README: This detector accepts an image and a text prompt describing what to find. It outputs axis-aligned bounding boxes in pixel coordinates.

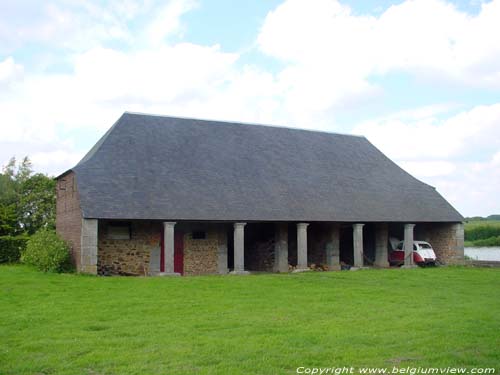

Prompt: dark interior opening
[244,223,275,271]
[339,224,354,265]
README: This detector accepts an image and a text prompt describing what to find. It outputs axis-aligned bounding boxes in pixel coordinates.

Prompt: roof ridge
[123,111,366,139]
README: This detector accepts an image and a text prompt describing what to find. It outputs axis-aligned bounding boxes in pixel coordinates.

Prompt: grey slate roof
[66,112,463,222]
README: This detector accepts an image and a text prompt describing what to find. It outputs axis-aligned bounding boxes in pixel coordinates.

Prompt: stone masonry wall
[56,171,83,270]
[98,221,221,276]
[182,224,219,276]
[98,221,162,276]
[421,223,464,265]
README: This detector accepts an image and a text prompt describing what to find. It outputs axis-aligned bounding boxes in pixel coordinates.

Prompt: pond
[464,247,500,261]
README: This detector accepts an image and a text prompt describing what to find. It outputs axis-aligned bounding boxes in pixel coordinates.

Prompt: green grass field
[464,220,500,247]
[1,266,499,374]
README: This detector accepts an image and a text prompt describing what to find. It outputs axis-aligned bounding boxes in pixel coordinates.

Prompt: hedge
[0,235,29,263]
[464,224,500,241]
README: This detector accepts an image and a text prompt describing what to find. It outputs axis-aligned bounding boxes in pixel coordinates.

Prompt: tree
[0,157,55,236]
[18,173,56,234]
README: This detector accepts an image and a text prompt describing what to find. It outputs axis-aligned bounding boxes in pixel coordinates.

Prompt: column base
[401,264,417,269]
[229,270,250,275]
[158,272,181,276]
[328,265,341,271]
[292,268,311,273]
[218,268,229,275]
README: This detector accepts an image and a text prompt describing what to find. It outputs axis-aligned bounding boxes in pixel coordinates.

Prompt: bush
[0,235,29,263]
[21,229,72,272]
[465,236,500,247]
[464,223,500,241]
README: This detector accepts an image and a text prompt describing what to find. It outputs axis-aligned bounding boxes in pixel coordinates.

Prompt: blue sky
[1,0,500,216]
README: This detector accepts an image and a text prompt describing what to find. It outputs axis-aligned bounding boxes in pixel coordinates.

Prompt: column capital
[297,222,309,229]
[163,222,176,228]
[353,223,365,229]
[234,222,247,229]
[404,223,416,229]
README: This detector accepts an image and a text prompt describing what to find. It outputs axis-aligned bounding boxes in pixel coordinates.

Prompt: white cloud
[145,0,198,45]
[353,103,500,161]
[257,0,500,109]
[0,1,135,53]
[352,103,500,216]
[0,57,23,90]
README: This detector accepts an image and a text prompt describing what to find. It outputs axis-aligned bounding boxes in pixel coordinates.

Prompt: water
[464,247,500,261]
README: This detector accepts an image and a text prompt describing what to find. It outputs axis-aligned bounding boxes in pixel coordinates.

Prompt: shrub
[464,222,500,241]
[0,235,29,263]
[465,236,500,247]
[21,229,72,272]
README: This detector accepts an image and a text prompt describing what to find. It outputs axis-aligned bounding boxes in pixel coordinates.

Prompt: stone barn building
[56,112,464,276]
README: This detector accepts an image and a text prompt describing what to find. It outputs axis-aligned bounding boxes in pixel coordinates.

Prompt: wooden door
[160,230,184,275]
[174,231,184,275]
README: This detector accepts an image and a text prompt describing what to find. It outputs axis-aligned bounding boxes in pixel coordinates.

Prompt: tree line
[0,157,56,262]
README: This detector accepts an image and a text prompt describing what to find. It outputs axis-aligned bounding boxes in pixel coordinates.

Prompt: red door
[174,231,184,275]
[160,230,184,275]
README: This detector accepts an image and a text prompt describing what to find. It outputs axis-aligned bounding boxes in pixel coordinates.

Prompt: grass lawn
[1,266,499,374]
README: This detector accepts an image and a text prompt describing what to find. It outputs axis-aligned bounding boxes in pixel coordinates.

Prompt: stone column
[217,227,228,274]
[231,223,249,274]
[325,223,340,271]
[452,223,465,265]
[274,223,289,273]
[161,222,179,276]
[352,223,364,268]
[374,223,389,267]
[296,223,309,270]
[403,223,416,268]
[81,219,98,274]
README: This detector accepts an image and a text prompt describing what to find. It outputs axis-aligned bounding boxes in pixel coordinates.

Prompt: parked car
[388,240,437,266]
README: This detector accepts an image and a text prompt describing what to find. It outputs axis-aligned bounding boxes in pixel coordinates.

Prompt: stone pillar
[80,219,98,274]
[296,223,309,270]
[325,223,340,271]
[231,223,249,274]
[274,223,289,273]
[451,223,465,265]
[374,223,389,267]
[217,227,229,274]
[161,222,179,276]
[352,223,364,268]
[403,223,416,268]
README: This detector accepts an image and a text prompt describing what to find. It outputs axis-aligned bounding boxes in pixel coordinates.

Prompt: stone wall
[97,221,222,276]
[98,221,161,275]
[55,171,83,270]
[424,223,464,265]
[182,224,219,276]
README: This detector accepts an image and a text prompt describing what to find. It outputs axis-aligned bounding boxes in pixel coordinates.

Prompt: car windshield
[419,243,432,249]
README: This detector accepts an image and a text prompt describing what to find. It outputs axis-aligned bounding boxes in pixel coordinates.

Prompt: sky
[1,0,499,217]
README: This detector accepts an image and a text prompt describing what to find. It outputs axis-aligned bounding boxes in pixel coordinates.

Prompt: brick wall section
[56,171,83,270]
[98,221,161,275]
[422,223,464,265]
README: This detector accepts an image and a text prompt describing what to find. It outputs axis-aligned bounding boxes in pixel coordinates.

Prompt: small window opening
[107,222,131,240]
[192,231,206,240]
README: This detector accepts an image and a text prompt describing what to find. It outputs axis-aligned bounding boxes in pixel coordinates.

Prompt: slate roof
[63,112,463,222]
